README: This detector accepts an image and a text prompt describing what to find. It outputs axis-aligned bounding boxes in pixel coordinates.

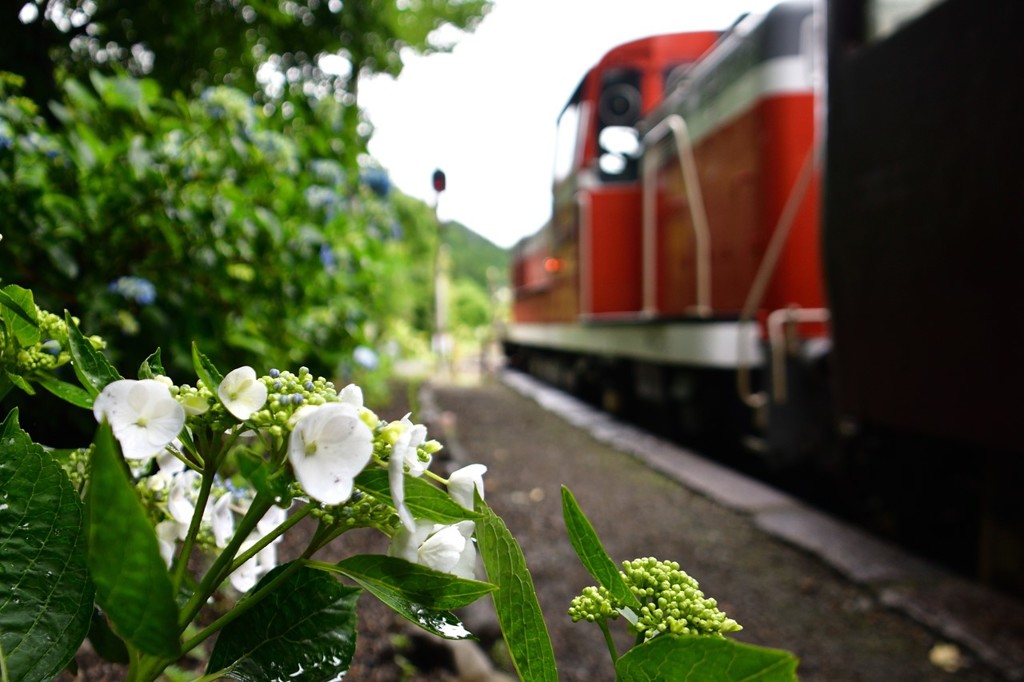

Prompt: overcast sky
[358,0,779,248]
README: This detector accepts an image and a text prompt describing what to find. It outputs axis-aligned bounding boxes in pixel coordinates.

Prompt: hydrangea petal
[448,464,487,510]
[339,383,363,408]
[93,379,185,460]
[388,423,428,531]
[417,525,466,574]
[209,493,234,548]
[288,403,373,505]
[218,366,268,421]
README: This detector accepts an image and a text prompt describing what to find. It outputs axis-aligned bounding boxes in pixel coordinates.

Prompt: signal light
[544,257,561,273]
[432,169,446,193]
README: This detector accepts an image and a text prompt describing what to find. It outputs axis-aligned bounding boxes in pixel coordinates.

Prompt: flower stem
[172,470,215,592]
[599,619,619,664]
[178,492,274,629]
[180,554,305,652]
[227,502,313,574]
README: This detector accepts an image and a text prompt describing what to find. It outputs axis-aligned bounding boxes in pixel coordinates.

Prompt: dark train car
[823,0,1024,591]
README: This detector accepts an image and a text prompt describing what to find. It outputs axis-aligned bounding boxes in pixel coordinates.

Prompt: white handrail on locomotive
[735,144,822,411]
[641,114,713,318]
[767,305,830,404]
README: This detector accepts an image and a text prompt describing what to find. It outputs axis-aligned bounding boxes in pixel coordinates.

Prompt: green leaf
[334,553,494,609]
[138,349,166,380]
[86,606,129,664]
[64,311,121,397]
[5,370,35,395]
[615,634,800,681]
[206,564,360,680]
[354,468,480,525]
[323,555,483,640]
[475,496,557,682]
[561,486,642,613]
[191,342,224,392]
[85,422,179,658]
[32,372,94,409]
[0,409,94,681]
[0,284,39,346]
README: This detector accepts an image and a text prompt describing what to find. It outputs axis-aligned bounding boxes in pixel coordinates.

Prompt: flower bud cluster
[310,489,398,531]
[247,367,343,436]
[569,557,741,641]
[170,381,216,417]
[624,557,741,641]
[374,418,441,469]
[8,309,71,373]
[58,446,92,490]
[568,585,618,623]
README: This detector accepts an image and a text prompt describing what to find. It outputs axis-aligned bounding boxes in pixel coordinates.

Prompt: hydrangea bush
[0,283,798,680]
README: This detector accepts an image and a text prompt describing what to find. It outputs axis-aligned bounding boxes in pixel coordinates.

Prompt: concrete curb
[497,369,1024,681]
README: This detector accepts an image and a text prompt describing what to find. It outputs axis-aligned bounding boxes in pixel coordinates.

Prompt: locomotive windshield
[553,83,584,183]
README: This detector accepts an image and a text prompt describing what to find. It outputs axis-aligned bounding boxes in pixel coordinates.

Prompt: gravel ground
[419,374,1009,682]
[60,374,1012,680]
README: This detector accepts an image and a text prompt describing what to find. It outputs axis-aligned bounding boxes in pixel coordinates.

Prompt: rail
[641,114,712,317]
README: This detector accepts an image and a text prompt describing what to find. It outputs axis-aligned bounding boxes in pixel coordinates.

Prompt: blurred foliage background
[0,0,509,444]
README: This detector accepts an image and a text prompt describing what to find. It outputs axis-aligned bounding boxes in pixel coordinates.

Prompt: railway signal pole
[431,169,452,377]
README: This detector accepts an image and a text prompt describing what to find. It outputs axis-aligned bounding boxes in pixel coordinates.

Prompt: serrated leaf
[323,556,479,640]
[64,311,121,397]
[615,634,799,681]
[191,342,224,392]
[32,372,94,409]
[0,409,94,682]
[138,349,165,380]
[475,496,557,682]
[354,468,480,525]
[562,486,642,612]
[333,554,494,611]
[206,564,359,681]
[85,423,179,658]
[0,284,40,346]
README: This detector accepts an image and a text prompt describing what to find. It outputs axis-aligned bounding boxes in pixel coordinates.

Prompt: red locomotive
[504,0,1024,594]
[507,1,825,459]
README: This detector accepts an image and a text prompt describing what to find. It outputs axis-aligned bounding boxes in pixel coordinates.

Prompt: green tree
[3,0,491,108]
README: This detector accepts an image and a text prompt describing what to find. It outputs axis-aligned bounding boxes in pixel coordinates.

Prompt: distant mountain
[440,220,509,289]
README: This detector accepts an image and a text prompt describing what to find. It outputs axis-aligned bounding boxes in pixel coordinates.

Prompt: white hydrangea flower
[156,519,185,568]
[447,464,487,511]
[388,422,428,531]
[208,493,234,548]
[156,444,187,475]
[166,469,200,525]
[218,366,268,421]
[228,503,287,593]
[93,379,185,460]
[390,520,477,579]
[339,383,363,408]
[288,403,373,505]
[229,532,264,589]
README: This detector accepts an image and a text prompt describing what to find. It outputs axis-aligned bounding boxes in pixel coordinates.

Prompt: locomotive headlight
[598,83,641,126]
